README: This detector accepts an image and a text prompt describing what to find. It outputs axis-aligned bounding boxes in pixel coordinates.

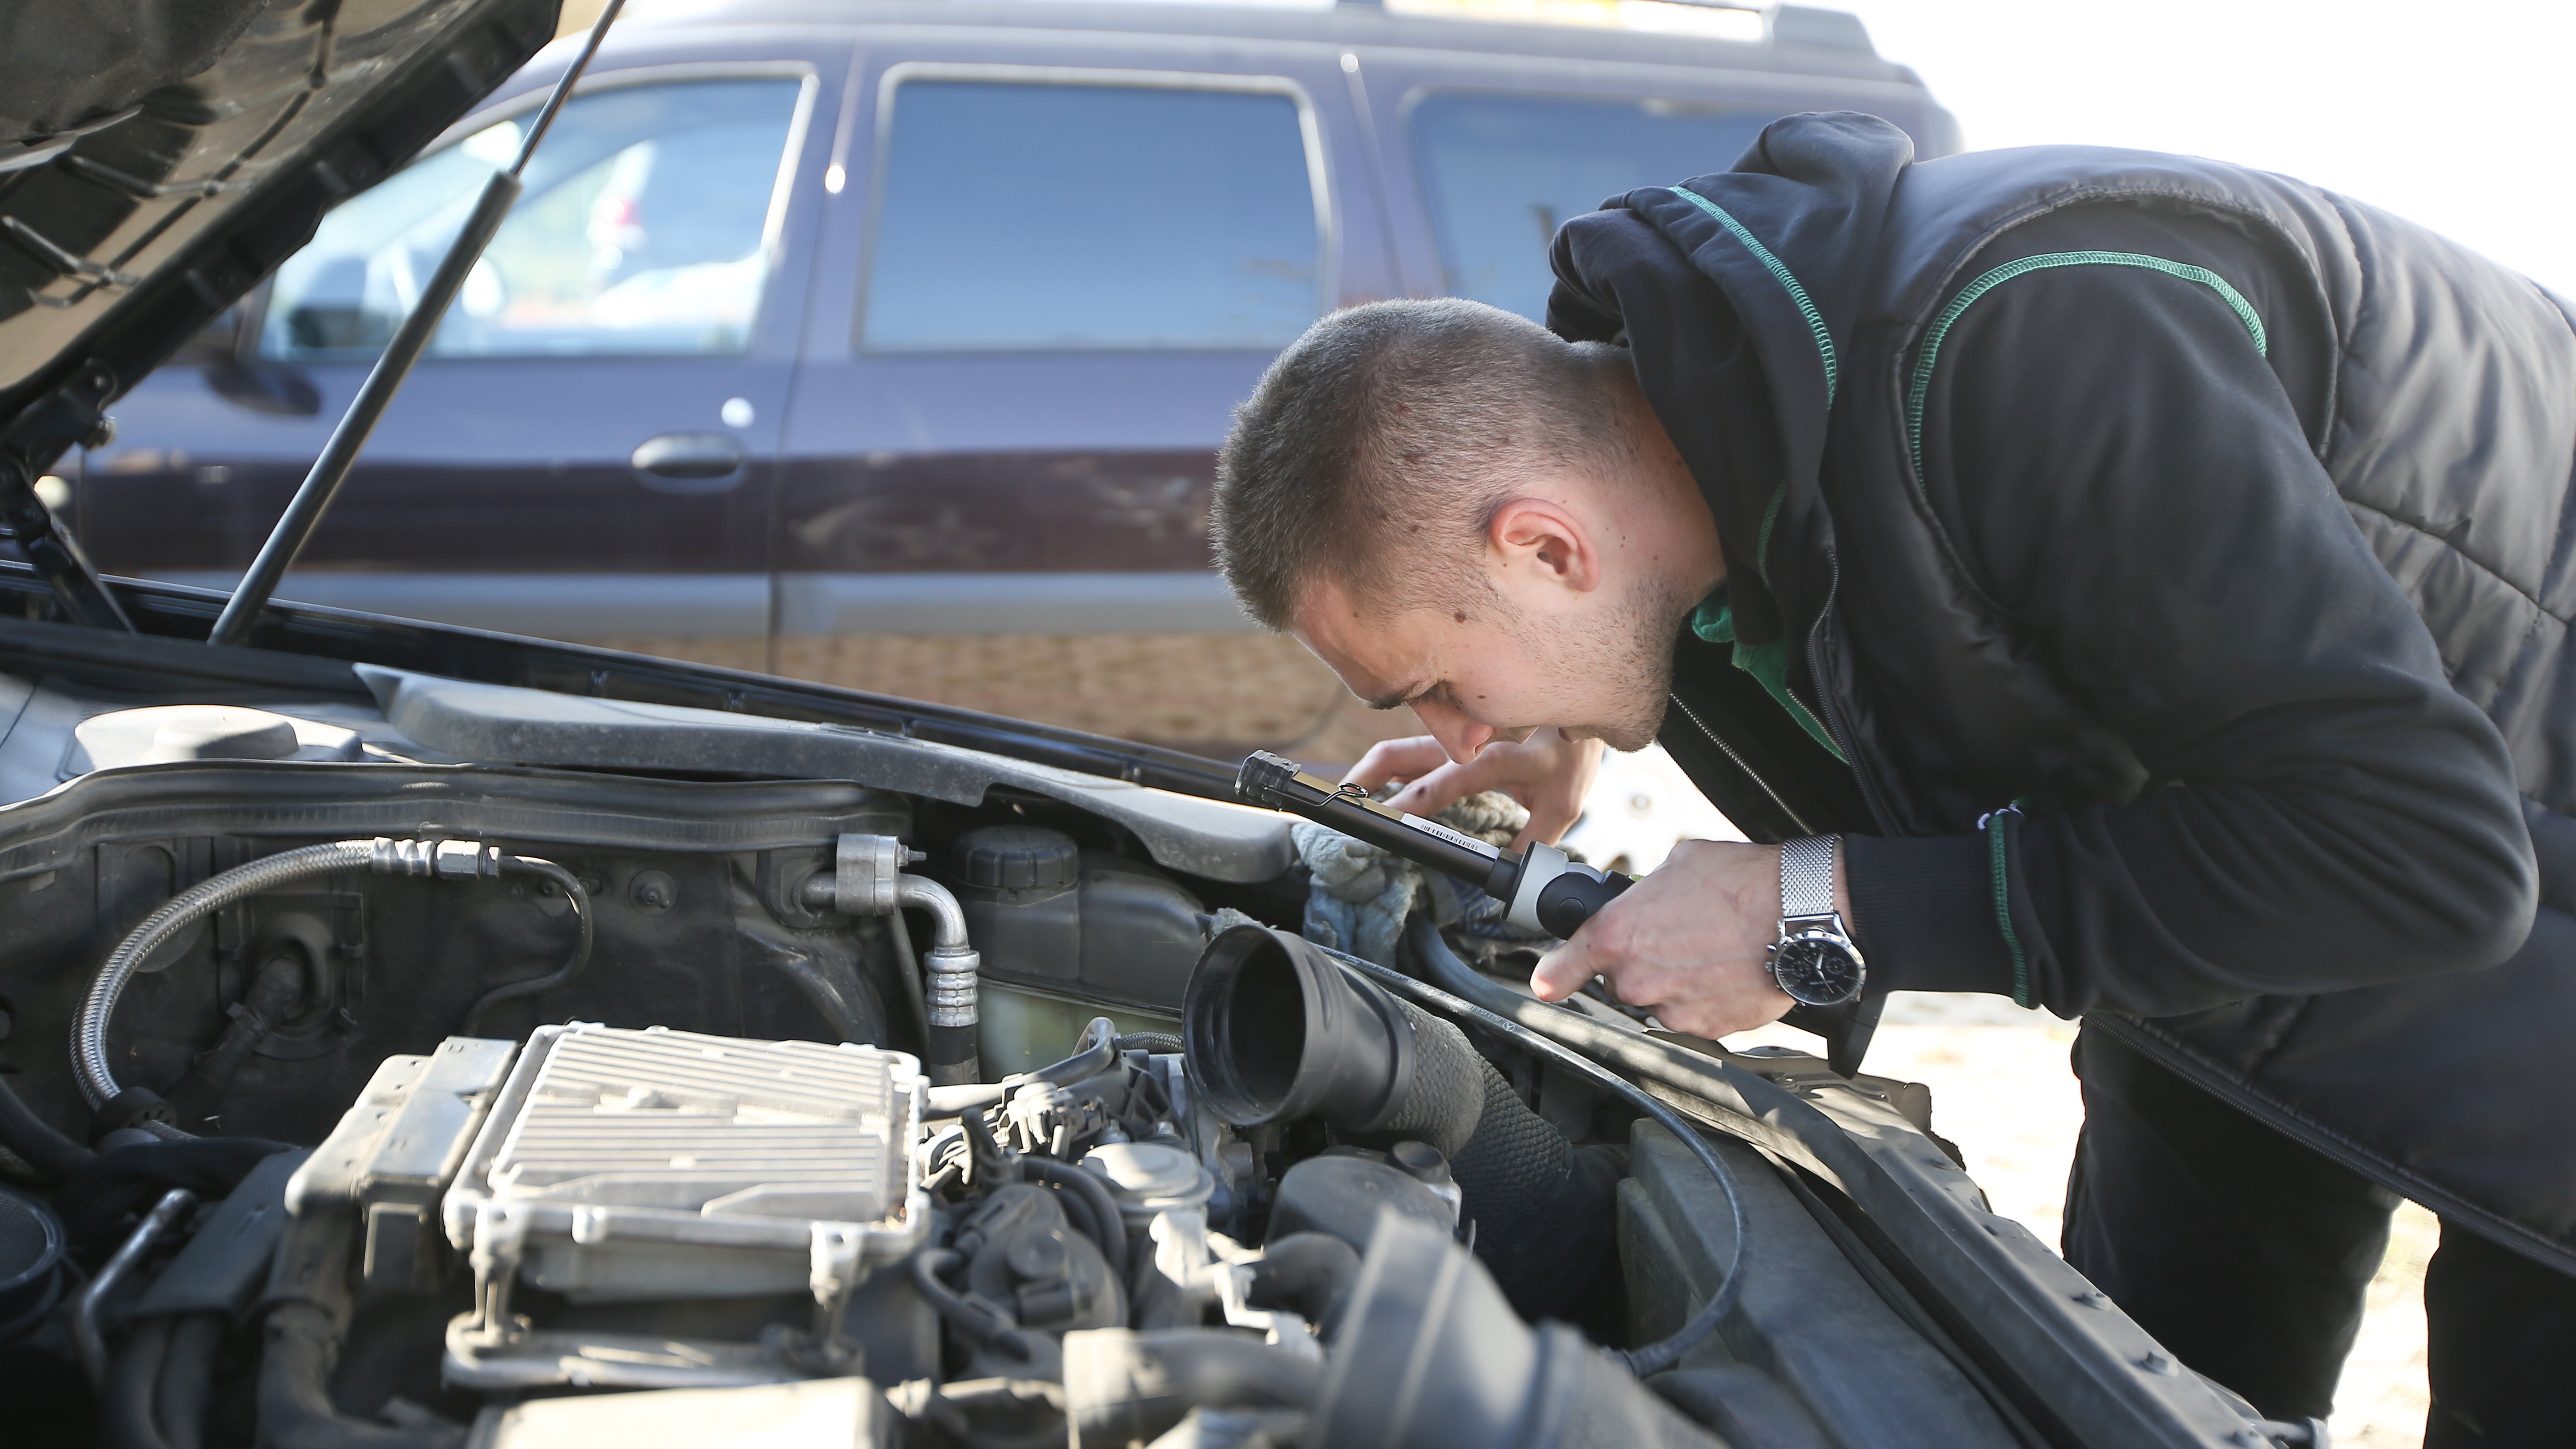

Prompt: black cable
[1023,1157,1129,1283]
[877,914,931,1050]
[1033,1018,1119,1088]
[168,951,305,1125]
[908,1248,1030,1354]
[958,1105,1014,1190]
[924,1020,1125,1118]
[763,952,869,1043]
[457,857,594,1038]
[1040,1166,1110,1257]
[948,1102,1132,1285]
[0,1069,93,1181]
[1392,919,1746,1377]
[154,1313,223,1449]
[1112,1031,1184,1055]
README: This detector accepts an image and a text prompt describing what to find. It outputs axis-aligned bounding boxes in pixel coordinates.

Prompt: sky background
[1833,0,2576,297]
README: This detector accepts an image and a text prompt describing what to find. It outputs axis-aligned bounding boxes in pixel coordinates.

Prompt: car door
[77,42,833,665]
[772,30,1408,759]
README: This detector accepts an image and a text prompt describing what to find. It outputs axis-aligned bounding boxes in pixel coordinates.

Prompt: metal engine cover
[443,1024,928,1303]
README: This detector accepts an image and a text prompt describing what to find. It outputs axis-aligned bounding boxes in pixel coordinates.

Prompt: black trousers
[2062,1025,2576,1447]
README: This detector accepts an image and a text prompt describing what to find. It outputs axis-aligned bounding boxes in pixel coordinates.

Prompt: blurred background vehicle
[60,0,1954,763]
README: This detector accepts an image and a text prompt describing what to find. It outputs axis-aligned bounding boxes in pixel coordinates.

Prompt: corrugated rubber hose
[1396,918,1747,1378]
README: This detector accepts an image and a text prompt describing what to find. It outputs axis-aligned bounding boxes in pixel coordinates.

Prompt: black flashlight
[1236,750,1634,939]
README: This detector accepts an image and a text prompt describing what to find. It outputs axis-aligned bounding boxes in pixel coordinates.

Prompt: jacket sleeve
[1878,250,2537,1018]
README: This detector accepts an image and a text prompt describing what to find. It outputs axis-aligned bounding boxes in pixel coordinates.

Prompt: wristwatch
[1768,835,1866,1006]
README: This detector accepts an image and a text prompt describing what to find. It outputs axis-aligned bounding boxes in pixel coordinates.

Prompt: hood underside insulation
[0,0,556,455]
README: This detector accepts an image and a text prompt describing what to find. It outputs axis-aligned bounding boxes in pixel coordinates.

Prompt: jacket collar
[1555,113,1914,640]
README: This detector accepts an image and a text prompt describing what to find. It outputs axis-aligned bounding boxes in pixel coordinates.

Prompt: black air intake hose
[1182,925,1619,1320]
[1313,1211,1730,1449]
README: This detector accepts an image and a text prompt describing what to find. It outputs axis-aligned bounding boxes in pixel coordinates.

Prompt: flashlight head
[1237,750,1302,810]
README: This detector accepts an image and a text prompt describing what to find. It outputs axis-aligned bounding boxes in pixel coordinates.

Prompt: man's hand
[1529,839,1850,1039]
[1341,729,1605,850]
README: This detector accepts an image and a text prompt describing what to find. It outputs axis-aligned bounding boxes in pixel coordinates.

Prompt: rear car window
[1411,93,1778,320]
[259,76,805,360]
[861,78,1322,350]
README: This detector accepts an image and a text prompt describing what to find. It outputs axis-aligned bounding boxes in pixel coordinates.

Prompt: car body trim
[134,569,1257,638]
[138,570,776,637]
[773,569,1254,635]
[352,663,1294,880]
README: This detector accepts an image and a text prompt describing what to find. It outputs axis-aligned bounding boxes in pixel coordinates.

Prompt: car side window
[258,76,805,361]
[1410,93,1777,321]
[860,78,1322,350]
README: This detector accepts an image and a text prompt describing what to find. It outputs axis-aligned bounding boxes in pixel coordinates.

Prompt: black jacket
[1548,114,2576,1270]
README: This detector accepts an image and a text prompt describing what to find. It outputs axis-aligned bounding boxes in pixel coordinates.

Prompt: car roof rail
[1771,4,1875,52]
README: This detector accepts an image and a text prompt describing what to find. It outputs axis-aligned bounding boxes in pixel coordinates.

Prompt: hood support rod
[207,0,628,649]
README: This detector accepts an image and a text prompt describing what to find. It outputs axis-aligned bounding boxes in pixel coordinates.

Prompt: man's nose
[1414,703,1493,764]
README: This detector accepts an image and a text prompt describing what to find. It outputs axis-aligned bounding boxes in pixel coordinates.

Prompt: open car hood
[0,0,557,475]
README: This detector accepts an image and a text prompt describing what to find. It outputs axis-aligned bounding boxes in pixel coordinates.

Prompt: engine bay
[0,652,2271,1449]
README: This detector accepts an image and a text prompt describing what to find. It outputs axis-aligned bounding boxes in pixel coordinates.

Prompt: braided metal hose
[73,838,587,1111]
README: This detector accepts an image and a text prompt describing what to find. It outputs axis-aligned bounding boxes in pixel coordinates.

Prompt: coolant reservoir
[953,825,1083,980]
[955,825,1208,1076]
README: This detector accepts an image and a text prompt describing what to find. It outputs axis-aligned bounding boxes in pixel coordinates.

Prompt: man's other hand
[1341,728,1605,850]
[1530,839,1837,1039]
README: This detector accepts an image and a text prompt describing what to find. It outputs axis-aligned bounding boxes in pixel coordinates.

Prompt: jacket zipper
[1799,549,1896,833]
[1669,692,1815,837]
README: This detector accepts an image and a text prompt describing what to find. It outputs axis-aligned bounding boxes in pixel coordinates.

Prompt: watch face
[1771,932,1864,1006]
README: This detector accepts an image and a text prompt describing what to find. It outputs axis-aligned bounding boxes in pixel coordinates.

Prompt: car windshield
[1411,92,1779,320]
[258,77,805,360]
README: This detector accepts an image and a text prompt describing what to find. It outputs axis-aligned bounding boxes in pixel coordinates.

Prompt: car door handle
[630,432,747,493]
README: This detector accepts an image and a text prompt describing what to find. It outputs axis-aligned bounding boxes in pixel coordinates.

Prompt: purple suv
[69,0,1954,761]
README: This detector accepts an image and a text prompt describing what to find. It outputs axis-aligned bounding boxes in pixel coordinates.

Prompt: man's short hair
[1212,298,1634,631]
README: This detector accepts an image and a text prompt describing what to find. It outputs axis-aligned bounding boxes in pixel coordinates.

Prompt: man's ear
[1487,496,1602,595]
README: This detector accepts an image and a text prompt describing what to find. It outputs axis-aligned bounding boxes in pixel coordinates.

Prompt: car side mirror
[204,357,321,417]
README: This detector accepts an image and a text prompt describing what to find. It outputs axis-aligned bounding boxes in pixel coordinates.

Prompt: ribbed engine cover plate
[442,1024,928,1304]
[490,1026,904,1221]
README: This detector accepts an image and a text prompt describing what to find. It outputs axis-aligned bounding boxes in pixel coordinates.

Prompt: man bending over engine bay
[1210,113,2576,1445]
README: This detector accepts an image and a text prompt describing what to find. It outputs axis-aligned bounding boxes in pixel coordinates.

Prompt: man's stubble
[1525,568,1695,754]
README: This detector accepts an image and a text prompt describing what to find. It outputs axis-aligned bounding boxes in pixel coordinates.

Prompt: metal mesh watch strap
[1780,835,1838,920]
